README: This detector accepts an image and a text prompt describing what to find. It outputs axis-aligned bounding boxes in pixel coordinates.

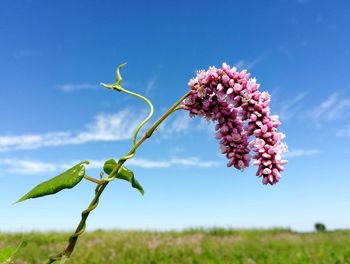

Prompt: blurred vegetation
[1,228,350,263]
[315,223,327,232]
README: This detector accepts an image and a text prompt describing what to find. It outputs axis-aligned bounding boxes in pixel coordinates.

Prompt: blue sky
[1,0,350,232]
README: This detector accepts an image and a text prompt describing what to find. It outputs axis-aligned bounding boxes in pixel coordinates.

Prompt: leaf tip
[13,197,26,205]
[100,82,113,89]
[118,62,127,69]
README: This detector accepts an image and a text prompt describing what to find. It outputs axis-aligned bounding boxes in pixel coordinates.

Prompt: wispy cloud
[274,92,307,121]
[234,60,245,69]
[284,149,320,158]
[0,157,219,175]
[158,112,215,139]
[1,148,321,175]
[307,93,350,122]
[164,112,192,134]
[0,110,143,152]
[234,55,265,70]
[56,83,98,92]
[247,55,266,69]
[128,157,219,169]
[145,73,159,95]
[0,159,57,174]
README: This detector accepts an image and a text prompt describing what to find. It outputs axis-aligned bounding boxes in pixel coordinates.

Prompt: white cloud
[0,157,219,175]
[56,83,98,92]
[284,149,320,158]
[0,159,57,174]
[307,93,337,120]
[1,148,322,175]
[307,93,350,122]
[166,112,192,133]
[157,112,216,141]
[0,110,143,152]
[247,55,265,69]
[275,92,307,121]
[145,73,159,95]
[273,91,350,124]
[234,55,266,70]
[234,60,245,69]
[128,157,219,169]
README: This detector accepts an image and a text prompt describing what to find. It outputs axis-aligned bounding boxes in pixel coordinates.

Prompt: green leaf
[100,63,127,92]
[103,159,144,195]
[131,178,144,195]
[103,159,118,175]
[0,241,25,263]
[15,161,89,203]
[0,247,16,262]
[115,63,127,86]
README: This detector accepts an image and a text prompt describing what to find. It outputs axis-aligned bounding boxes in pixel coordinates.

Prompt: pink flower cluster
[183,63,288,185]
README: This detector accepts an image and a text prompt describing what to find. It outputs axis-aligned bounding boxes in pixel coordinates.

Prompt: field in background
[1,228,350,263]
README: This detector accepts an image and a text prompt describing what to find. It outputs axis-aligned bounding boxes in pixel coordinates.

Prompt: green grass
[1,228,350,263]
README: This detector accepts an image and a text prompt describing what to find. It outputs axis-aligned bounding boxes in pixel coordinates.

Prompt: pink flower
[183,63,288,185]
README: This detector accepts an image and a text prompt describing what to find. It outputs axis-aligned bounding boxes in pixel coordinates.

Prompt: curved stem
[45,91,190,263]
[173,105,186,112]
[118,87,154,146]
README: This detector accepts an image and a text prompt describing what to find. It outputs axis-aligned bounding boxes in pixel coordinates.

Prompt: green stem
[118,87,154,146]
[45,91,190,263]
[173,105,186,112]
[83,175,102,185]
[100,83,154,146]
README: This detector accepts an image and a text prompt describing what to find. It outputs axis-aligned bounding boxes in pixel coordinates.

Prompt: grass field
[1,228,350,264]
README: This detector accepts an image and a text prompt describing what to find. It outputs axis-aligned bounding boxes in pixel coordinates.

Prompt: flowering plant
[12,63,287,263]
[184,63,287,184]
